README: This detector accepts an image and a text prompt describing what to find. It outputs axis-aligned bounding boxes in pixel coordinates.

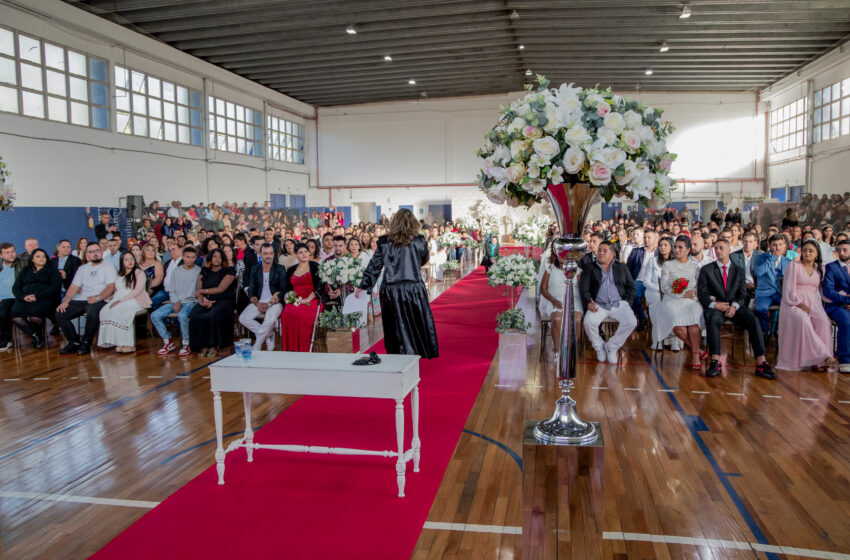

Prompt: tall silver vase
[533,182,600,445]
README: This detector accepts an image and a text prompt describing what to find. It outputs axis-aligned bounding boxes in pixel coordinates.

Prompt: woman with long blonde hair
[356,209,439,358]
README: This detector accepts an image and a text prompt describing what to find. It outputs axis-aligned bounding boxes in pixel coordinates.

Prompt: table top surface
[210,351,420,374]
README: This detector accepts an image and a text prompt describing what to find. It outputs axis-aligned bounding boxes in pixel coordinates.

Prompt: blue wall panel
[0,207,93,254]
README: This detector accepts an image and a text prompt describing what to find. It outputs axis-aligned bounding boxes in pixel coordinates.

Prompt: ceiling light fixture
[518,44,525,50]
[346,25,357,35]
[525,69,532,76]
[408,79,416,85]
[384,55,393,62]
[679,6,691,19]
[659,41,670,52]
[510,10,519,20]
[645,69,654,75]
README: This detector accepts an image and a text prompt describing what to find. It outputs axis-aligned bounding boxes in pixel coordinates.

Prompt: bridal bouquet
[319,255,365,288]
[487,254,536,288]
[0,155,13,212]
[671,277,689,295]
[284,291,303,306]
[477,75,676,207]
[439,231,463,248]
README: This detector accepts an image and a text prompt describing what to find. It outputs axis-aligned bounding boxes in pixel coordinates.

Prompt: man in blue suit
[823,239,850,373]
[625,229,657,332]
[752,234,791,335]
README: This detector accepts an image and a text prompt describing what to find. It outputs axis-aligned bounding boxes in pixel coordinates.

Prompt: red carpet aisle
[92,268,511,560]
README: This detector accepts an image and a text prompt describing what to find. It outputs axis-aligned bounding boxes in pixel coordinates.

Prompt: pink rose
[596,103,611,117]
[661,156,672,171]
[588,162,612,186]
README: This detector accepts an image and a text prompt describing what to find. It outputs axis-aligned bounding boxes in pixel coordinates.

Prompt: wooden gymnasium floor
[3,263,850,560]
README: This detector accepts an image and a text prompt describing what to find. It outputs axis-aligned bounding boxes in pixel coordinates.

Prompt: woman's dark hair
[117,250,140,290]
[205,248,224,269]
[283,239,295,255]
[656,237,674,267]
[548,250,563,269]
[388,208,420,246]
[305,238,319,258]
[200,236,220,256]
[347,237,361,253]
[674,234,692,252]
[294,242,309,254]
[27,248,51,271]
[800,239,824,280]
[164,217,173,226]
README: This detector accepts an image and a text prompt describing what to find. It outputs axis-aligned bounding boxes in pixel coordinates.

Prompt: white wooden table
[209,351,421,497]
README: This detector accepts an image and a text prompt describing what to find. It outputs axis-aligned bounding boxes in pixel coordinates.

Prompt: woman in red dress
[281,243,322,351]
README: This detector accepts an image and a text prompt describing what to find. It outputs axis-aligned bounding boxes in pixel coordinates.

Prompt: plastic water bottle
[241,339,252,361]
[234,340,243,359]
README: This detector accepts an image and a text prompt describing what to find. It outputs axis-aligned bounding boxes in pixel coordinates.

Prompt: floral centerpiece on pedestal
[476,75,676,208]
[487,254,537,332]
[0,155,14,211]
[319,306,362,330]
[318,255,366,289]
[513,216,549,248]
[454,216,477,231]
[438,231,462,248]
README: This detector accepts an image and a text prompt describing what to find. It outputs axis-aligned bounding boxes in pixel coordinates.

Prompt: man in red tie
[697,239,776,380]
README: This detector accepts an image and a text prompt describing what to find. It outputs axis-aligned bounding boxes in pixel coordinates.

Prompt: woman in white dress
[539,253,566,355]
[427,227,446,281]
[99,251,152,353]
[644,236,674,350]
[657,235,705,370]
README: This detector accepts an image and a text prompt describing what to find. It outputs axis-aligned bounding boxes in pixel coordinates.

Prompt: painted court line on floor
[0,491,159,509]
[423,521,522,535]
[603,532,850,559]
[800,397,820,402]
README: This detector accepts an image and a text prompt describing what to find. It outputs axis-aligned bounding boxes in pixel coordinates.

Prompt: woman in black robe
[356,209,438,359]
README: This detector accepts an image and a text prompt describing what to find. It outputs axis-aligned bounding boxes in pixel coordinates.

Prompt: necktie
[722,265,728,291]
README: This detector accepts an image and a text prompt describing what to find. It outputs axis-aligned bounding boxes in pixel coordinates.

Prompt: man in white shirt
[239,244,289,351]
[55,243,117,355]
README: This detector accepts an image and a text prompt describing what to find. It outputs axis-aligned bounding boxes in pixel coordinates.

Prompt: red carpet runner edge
[91,268,513,560]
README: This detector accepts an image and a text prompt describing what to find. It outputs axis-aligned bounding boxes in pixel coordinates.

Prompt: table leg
[412,385,421,473]
[243,392,254,462]
[213,391,225,485]
[395,398,406,498]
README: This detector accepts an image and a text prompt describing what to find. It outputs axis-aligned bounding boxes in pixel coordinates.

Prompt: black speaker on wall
[127,195,144,221]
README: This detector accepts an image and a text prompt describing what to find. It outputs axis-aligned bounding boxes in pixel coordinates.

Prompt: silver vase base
[533,397,599,445]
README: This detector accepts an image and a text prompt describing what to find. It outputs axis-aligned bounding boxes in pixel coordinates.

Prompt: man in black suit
[579,241,637,364]
[698,239,776,379]
[238,243,289,351]
[578,231,604,270]
[729,231,763,306]
[51,239,82,293]
[94,212,118,240]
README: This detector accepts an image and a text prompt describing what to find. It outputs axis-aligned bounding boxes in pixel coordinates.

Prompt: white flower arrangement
[439,231,463,248]
[487,254,537,288]
[454,216,477,231]
[284,291,303,306]
[477,75,676,208]
[496,308,532,334]
[441,260,460,271]
[513,216,550,247]
[0,155,14,212]
[318,255,366,288]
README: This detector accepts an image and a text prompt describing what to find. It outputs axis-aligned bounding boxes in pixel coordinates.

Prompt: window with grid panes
[207,96,263,157]
[115,65,203,146]
[768,97,807,155]
[812,79,850,143]
[267,115,305,164]
[0,26,109,129]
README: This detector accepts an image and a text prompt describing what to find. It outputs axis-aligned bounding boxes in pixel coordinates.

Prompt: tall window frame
[207,95,264,157]
[768,97,807,155]
[267,114,305,164]
[0,26,109,130]
[813,79,850,144]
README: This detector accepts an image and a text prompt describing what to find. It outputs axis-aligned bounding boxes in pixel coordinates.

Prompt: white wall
[0,0,315,207]
[761,37,850,196]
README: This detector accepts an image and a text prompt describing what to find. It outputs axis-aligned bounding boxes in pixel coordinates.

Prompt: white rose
[638,125,654,141]
[621,130,642,153]
[614,159,638,186]
[507,162,526,183]
[564,125,591,148]
[543,104,564,133]
[532,136,560,161]
[588,162,612,186]
[596,126,618,146]
[584,92,604,107]
[516,103,531,119]
[644,138,665,157]
[603,112,626,134]
[510,139,529,159]
[623,110,643,130]
[592,146,627,169]
[508,117,525,134]
[562,147,586,174]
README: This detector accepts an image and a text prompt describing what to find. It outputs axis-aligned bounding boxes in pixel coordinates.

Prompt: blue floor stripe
[640,350,778,560]
[0,357,225,464]
[159,425,266,466]
[462,429,522,471]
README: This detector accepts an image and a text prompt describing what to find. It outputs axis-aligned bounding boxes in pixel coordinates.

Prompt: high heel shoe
[691,362,702,371]
[699,351,709,361]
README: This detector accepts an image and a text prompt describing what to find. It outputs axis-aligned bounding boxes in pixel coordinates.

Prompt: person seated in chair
[239,243,289,351]
[730,231,762,307]
[698,239,776,379]
[626,229,657,332]
[752,234,791,334]
[578,241,637,364]
[823,239,850,373]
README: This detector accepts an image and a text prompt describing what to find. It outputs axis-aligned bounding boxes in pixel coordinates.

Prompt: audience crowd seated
[3,194,850,380]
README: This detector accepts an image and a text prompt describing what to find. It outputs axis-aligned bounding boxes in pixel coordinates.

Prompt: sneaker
[158,340,175,356]
[755,362,777,380]
[178,345,191,357]
[0,340,11,351]
[606,345,618,364]
[595,349,607,362]
[265,336,275,351]
[839,364,850,374]
[59,342,80,355]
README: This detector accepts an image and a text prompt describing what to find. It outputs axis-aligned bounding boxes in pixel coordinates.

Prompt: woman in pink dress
[777,239,834,371]
[281,243,321,351]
